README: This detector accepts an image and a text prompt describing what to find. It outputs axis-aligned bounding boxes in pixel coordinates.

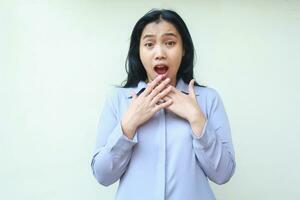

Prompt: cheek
[139,49,145,63]
[139,53,152,75]
[171,51,183,71]
[139,49,151,65]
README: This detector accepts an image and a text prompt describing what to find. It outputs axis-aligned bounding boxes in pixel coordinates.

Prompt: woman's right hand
[121,75,173,139]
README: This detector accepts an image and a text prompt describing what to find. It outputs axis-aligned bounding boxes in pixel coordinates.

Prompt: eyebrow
[142,32,178,40]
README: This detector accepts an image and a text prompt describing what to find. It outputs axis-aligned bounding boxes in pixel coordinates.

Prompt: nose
[154,45,166,60]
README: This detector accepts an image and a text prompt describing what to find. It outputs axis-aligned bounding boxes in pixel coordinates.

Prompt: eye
[166,41,176,47]
[144,42,154,48]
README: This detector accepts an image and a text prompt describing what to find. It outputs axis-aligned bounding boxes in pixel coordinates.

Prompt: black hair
[122,9,204,88]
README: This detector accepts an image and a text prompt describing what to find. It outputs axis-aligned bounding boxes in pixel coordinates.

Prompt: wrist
[189,117,206,128]
[187,110,205,124]
[188,112,206,137]
[121,118,138,139]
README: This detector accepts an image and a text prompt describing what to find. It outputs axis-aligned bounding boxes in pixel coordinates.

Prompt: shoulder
[194,85,221,102]
[195,86,225,118]
[194,85,226,114]
[103,85,137,113]
[104,86,133,103]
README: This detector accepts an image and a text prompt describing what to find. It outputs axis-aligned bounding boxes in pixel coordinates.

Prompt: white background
[1,0,299,199]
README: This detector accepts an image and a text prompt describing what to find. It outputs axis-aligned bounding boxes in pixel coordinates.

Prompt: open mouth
[154,65,169,75]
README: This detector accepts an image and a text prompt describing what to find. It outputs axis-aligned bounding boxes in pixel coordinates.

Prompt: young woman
[91,9,236,200]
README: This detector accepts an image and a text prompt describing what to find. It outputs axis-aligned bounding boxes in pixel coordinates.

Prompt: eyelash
[144,41,176,48]
[144,42,154,48]
[166,41,176,46]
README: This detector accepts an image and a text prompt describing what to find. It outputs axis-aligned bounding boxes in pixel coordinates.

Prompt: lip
[154,64,168,68]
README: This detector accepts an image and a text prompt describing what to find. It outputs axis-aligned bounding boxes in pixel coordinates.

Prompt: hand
[163,79,207,136]
[121,75,173,139]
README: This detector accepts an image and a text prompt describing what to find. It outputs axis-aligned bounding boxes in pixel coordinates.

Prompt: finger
[162,95,172,101]
[170,85,179,94]
[141,75,164,97]
[154,98,173,112]
[167,86,177,97]
[150,85,172,106]
[148,78,171,99]
[160,96,172,106]
[155,74,167,86]
[188,79,196,98]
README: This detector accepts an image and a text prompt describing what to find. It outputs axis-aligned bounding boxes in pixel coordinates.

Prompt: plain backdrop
[1,0,300,199]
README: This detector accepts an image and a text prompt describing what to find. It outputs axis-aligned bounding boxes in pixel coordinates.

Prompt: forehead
[141,20,180,37]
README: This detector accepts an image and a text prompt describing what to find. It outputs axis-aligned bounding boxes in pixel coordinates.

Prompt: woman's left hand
[163,79,207,137]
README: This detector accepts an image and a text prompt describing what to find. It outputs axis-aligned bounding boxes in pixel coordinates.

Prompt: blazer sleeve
[192,89,236,185]
[91,89,138,186]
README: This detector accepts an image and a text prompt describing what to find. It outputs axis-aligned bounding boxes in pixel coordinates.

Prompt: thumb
[131,90,137,100]
[188,79,196,98]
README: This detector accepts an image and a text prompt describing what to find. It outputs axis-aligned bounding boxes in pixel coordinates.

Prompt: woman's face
[139,20,184,86]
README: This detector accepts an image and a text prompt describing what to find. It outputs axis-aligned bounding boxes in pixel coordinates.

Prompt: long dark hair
[122,9,203,88]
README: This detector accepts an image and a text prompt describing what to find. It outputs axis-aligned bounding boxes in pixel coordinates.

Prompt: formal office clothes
[91,79,236,200]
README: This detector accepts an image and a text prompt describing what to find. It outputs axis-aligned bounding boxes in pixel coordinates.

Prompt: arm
[91,90,137,186]
[192,90,236,185]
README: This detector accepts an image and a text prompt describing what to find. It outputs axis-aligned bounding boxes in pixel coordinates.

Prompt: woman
[91,9,236,200]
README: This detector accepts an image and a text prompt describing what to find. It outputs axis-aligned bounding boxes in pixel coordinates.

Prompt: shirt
[91,79,236,200]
